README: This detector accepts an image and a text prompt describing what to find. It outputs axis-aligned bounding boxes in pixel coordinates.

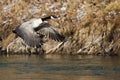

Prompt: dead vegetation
[0,0,120,55]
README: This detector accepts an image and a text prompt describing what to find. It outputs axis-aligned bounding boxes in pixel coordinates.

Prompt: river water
[0,55,120,80]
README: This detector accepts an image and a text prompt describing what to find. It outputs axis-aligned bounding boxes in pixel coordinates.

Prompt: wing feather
[17,25,42,48]
[23,31,42,48]
[35,23,65,42]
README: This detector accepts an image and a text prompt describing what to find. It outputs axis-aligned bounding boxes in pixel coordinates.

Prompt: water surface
[0,55,120,80]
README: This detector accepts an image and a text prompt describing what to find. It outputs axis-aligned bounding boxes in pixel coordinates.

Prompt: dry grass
[0,0,120,55]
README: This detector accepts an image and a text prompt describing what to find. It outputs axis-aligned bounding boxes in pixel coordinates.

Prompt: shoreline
[0,0,119,56]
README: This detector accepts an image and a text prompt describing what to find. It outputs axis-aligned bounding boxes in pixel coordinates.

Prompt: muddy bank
[0,0,120,55]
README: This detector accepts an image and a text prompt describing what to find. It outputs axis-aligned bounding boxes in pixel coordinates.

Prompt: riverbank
[0,0,120,55]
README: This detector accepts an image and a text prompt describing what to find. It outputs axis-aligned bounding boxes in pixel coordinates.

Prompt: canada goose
[12,15,65,48]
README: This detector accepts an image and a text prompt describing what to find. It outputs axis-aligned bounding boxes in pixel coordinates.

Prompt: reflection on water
[0,55,120,80]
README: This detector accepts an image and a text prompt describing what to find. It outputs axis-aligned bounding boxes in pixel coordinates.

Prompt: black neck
[41,16,51,21]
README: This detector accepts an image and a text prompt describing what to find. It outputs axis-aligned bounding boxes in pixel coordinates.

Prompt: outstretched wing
[17,25,43,48]
[23,31,42,48]
[34,23,65,42]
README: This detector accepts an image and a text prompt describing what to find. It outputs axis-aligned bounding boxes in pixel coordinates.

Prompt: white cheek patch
[51,16,55,19]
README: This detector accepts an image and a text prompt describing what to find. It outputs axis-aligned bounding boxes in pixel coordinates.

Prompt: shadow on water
[0,54,120,80]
